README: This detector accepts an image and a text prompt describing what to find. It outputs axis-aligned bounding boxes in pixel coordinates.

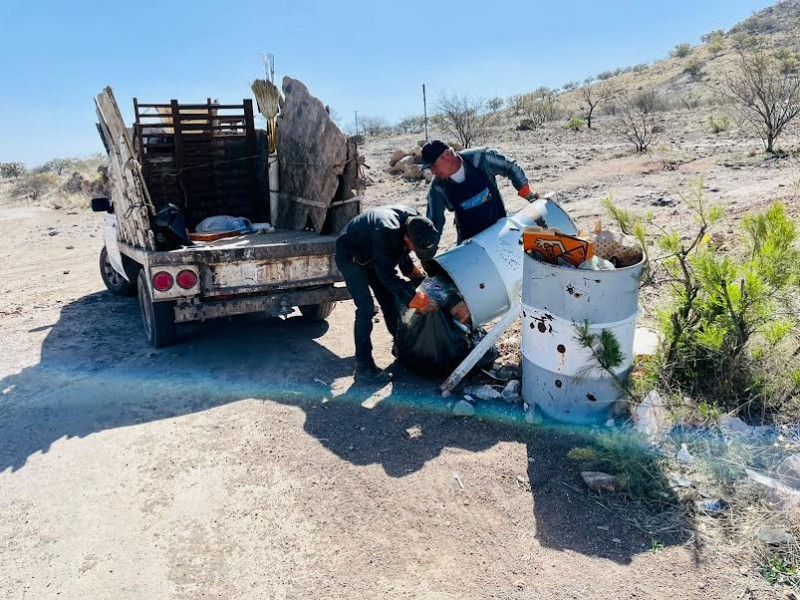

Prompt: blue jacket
[426,147,529,245]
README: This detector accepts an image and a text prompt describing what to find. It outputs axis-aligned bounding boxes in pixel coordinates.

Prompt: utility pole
[354,110,359,136]
[422,84,428,141]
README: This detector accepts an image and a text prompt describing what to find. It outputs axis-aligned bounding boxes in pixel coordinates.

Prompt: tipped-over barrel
[431,199,577,329]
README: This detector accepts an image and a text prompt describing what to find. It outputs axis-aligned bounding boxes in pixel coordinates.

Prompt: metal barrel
[521,252,645,424]
[433,200,577,329]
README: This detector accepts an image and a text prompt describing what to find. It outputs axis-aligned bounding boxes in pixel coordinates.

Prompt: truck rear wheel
[137,270,177,348]
[100,246,137,296]
[299,302,336,322]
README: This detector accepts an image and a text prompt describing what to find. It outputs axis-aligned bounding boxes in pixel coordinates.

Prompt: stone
[756,526,796,545]
[581,471,619,493]
[651,197,677,207]
[389,149,407,166]
[501,380,520,401]
[635,390,670,440]
[464,385,502,401]
[276,76,348,232]
[453,400,476,417]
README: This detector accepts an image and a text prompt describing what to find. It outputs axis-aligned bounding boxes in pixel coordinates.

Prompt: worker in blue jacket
[421,140,539,245]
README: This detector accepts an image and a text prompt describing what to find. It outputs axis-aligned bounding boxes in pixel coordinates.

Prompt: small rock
[581,471,619,493]
[695,498,729,515]
[677,443,696,464]
[611,538,621,544]
[756,526,796,545]
[651,197,676,207]
[441,389,452,398]
[405,425,423,439]
[464,384,502,401]
[47,230,59,236]
[501,380,520,401]
[453,400,476,417]
[65,246,74,250]
[719,415,751,434]
[62,270,70,275]
[389,149,407,167]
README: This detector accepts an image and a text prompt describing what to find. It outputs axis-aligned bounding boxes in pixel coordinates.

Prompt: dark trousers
[336,253,406,366]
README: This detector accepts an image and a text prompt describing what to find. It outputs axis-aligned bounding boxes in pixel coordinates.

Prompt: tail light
[176,269,198,289]
[152,271,174,291]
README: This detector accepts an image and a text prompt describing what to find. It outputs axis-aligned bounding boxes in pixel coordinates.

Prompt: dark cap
[420,140,449,170]
[406,215,439,260]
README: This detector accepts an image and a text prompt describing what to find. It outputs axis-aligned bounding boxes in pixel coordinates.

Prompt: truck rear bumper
[173,284,351,323]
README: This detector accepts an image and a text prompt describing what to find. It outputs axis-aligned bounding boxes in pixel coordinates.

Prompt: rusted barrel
[521,252,645,424]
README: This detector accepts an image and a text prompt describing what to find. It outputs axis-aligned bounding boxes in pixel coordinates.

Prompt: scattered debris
[669,473,694,488]
[695,498,729,515]
[453,472,465,490]
[453,400,476,417]
[313,378,329,387]
[635,390,670,440]
[47,230,59,236]
[677,443,696,465]
[581,471,619,493]
[777,454,800,489]
[651,197,676,207]
[756,526,797,545]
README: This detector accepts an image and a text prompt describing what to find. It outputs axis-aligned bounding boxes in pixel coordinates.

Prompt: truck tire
[299,302,336,322]
[137,270,177,348]
[100,246,137,296]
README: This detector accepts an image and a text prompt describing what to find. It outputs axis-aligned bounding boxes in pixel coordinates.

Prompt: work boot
[355,361,392,383]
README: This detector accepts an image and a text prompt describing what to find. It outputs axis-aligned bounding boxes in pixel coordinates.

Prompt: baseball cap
[420,140,449,170]
[406,215,439,260]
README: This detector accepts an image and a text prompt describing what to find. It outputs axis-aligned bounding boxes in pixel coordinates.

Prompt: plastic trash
[250,222,275,233]
[195,215,252,234]
[578,255,616,271]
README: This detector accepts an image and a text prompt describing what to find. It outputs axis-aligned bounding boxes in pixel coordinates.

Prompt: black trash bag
[395,309,471,377]
[152,204,192,250]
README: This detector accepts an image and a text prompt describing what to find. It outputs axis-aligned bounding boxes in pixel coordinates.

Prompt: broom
[251,78,280,154]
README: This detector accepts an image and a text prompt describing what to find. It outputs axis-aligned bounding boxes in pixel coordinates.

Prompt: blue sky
[0,0,774,165]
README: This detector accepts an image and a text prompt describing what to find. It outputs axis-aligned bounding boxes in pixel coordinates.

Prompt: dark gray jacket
[426,148,529,244]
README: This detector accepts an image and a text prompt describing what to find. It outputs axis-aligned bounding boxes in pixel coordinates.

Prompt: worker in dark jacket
[421,140,539,245]
[336,205,439,381]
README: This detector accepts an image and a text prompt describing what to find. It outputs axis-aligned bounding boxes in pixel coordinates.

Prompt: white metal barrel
[521,253,645,424]
[433,200,577,329]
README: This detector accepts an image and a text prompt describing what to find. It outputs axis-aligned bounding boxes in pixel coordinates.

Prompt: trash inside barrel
[521,224,645,424]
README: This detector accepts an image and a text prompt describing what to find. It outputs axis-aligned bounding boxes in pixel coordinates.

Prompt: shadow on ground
[0,291,692,564]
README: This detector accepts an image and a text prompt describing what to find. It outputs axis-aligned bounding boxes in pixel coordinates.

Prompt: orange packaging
[522,227,594,267]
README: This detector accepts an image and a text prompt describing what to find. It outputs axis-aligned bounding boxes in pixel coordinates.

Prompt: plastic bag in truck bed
[395,309,471,377]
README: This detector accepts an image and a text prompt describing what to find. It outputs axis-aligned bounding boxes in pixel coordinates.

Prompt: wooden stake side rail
[96,87,157,251]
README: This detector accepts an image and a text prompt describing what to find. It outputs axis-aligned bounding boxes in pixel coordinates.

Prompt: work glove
[526,191,540,201]
[518,183,539,202]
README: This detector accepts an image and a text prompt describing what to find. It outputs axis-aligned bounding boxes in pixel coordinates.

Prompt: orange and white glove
[518,183,539,202]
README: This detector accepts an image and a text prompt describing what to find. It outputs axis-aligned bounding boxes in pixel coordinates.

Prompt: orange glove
[518,183,538,201]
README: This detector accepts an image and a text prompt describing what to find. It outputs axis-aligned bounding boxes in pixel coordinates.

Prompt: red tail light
[152,271,174,291]
[176,269,198,289]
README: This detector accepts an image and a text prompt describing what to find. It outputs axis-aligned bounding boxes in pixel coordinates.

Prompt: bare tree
[579,82,613,129]
[614,89,661,152]
[717,47,800,153]
[358,115,391,137]
[436,93,491,148]
[0,161,26,179]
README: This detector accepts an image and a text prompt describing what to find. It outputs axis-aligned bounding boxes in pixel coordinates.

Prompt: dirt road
[0,200,770,599]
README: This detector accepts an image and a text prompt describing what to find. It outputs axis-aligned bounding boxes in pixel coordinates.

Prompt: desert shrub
[35,158,76,175]
[436,93,491,148]
[396,115,425,133]
[607,184,800,419]
[597,70,615,81]
[708,114,730,134]
[632,63,649,73]
[580,82,614,129]
[561,81,579,92]
[565,117,585,131]
[512,89,560,131]
[12,173,59,201]
[671,43,693,59]
[487,97,505,112]
[359,115,391,136]
[716,46,800,152]
[0,161,26,179]
[701,29,725,43]
[613,89,661,152]
[707,38,725,58]
[683,58,704,81]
